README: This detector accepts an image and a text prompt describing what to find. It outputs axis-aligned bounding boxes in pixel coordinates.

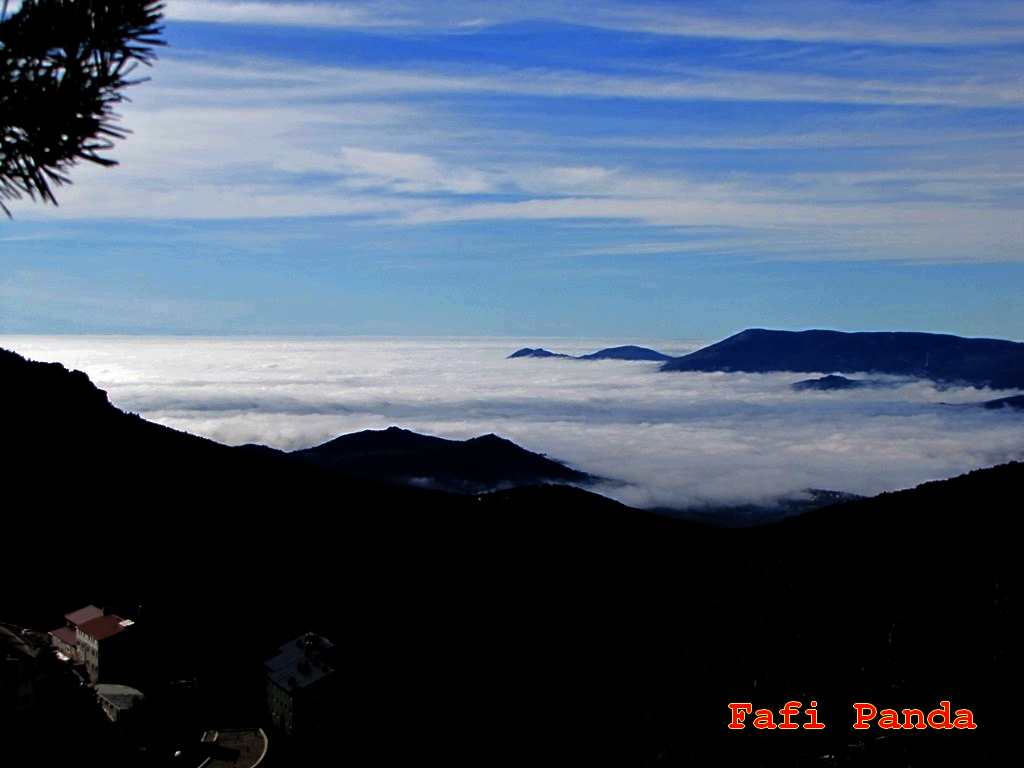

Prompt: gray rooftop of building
[264,632,335,692]
[96,684,145,711]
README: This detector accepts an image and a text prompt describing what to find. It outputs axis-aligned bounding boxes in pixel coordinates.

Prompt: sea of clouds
[5,335,1024,511]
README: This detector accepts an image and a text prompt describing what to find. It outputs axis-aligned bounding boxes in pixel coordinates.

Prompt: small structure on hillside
[95,683,145,723]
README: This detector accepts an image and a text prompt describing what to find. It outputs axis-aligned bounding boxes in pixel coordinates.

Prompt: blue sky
[2,0,1023,338]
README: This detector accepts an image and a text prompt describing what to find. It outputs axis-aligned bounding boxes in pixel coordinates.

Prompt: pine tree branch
[0,0,165,216]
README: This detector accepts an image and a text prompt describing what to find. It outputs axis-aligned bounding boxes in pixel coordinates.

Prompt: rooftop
[265,632,335,692]
[65,605,103,627]
[77,614,132,641]
[49,625,78,646]
[96,684,144,711]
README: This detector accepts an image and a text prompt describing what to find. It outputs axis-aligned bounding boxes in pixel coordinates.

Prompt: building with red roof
[76,613,137,684]
[48,604,103,663]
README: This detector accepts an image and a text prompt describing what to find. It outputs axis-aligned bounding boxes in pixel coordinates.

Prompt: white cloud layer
[6,336,1024,514]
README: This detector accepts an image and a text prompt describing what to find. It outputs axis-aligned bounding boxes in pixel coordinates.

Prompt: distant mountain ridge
[241,426,599,494]
[661,328,1024,389]
[508,344,672,361]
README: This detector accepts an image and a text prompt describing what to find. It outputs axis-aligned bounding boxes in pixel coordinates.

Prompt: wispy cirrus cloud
[167,1,1024,45]
[277,146,498,195]
[143,52,1024,109]
[5,1,1024,338]
[15,43,1017,264]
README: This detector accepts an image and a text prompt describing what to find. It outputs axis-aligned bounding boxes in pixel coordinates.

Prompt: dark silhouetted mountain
[268,425,598,494]
[982,393,1024,410]
[507,347,571,358]
[2,346,114,418]
[791,374,866,391]
[236,443,288,458]
[578,345,674,361]
[662,327,1024,389]
[3,345,1018,767]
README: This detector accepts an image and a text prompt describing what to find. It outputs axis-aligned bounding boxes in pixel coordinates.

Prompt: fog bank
[6,336,1023,510]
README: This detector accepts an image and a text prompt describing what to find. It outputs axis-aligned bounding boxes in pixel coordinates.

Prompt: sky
[1,0,1024,338]
[7,336,1023,512]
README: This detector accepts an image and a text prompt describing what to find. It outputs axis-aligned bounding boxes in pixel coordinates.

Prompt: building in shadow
[264,632,338,738]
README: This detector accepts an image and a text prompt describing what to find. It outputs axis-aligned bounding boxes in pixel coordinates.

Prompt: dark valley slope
[651,487,865,526]
[662,328,1024,389]
[2,346,1018,767]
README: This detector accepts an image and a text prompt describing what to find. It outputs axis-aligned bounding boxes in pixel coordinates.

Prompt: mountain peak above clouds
[661,328,1024,389]
[791,374,867,391]
[507,348,572,359]
[284,426,598,494]
[508,344,673,361]
[577,345,674,361]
